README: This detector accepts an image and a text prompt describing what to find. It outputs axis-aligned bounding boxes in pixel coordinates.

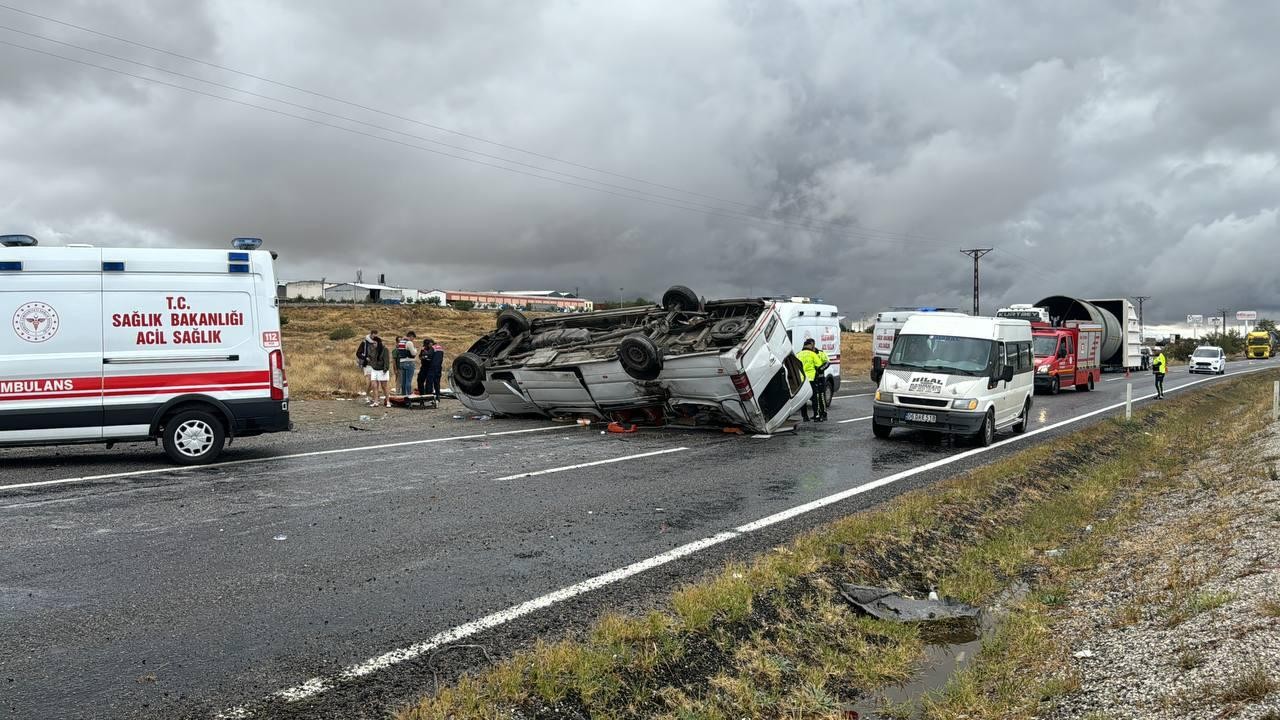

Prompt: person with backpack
[365,334,391,407]
[355,329,379,401]
[397,331,418,396]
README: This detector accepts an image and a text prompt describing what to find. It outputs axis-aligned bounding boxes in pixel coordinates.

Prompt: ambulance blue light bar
[232,237,263,250]
[0,234,38,247]
[228,264,251,273]
[102,261,125,272]
[228,252,250,262]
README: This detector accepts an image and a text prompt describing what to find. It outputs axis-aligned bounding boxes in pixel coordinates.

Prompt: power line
[0,1,945,248]
[1,37,966,248]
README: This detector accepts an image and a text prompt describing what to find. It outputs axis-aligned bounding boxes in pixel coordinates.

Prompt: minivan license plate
[904,412,937,424]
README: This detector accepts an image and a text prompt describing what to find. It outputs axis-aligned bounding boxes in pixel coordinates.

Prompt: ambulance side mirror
[1001,366,1015,383]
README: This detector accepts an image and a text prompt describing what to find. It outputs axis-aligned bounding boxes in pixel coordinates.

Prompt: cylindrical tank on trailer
[1035,296,1123,362]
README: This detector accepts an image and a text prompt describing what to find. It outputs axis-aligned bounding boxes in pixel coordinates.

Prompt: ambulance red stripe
[0,371,272,402]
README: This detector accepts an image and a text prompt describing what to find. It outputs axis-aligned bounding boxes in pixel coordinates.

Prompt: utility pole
[960,248,993,315]
[1217,308,1230,340]
[1133,296,1150,343]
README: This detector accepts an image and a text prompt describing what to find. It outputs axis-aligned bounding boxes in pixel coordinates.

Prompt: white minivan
[0,235,290,464]
[872,314,1033,446]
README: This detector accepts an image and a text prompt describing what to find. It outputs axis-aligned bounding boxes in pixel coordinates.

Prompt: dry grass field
[281,304,875,399]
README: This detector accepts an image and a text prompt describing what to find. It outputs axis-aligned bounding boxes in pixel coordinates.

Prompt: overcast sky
[1,0,1277,325]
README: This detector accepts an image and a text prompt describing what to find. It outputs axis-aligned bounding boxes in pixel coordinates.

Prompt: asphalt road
[3,360,1278,720]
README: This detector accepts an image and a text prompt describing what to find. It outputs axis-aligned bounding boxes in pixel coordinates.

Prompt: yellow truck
[1246,330,1276,359]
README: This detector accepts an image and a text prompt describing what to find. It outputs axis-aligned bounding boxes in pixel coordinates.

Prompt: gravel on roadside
[1041,424,1280,719]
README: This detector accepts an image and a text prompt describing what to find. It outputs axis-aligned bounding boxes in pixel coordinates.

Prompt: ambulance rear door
[100,249,264,438]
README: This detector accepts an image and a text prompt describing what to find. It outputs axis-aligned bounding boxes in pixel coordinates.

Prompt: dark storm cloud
[1,0,1277,323]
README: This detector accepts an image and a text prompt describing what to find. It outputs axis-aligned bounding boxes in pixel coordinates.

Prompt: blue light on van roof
[232,237,263,250]
[917,307,939,312]
[0,234,38,247]
[229,263,250,273]
[228,252,250,262]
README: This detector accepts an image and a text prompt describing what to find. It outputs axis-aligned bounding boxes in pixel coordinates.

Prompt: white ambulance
[772,298,842,405]
[0,235,290,464]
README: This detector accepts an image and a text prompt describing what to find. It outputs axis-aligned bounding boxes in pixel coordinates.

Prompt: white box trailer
[0,236,290,464]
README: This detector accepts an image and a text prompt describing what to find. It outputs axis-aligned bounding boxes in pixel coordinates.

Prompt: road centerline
[492,447,690,481]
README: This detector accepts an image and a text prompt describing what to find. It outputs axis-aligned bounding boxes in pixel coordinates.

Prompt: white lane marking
[215,360,1278,716]
[0,426,575,493]
[251,531,744,707]
[835,392,872,399]
[838,415,873,424]
[494,447,689,481]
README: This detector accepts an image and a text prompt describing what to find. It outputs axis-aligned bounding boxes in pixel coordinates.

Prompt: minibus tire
[162,409,226,465]
[662,285,702,312]
[619,335,663,380]
[452,353,488,396]
[975,409,996,447]
[497,308,531,336]
[1012,399,1030,434]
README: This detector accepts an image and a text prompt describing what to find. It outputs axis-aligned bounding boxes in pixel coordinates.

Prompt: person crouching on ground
[398,331,418,396]
[796,338,829,422]
[1152,345,1167,399]
[366,335,391,407]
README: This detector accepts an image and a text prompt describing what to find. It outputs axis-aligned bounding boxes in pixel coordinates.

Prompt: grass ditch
[396,370,1280,720]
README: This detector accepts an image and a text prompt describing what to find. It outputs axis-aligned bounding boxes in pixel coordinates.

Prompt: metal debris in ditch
[839,584,981,623]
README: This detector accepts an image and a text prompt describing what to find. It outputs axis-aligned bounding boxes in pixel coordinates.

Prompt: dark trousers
[1154,372,1165,397]
[802,378,828,420]
[419,370,442,397]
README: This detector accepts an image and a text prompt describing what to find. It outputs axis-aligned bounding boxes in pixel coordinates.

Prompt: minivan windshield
[1192,348,1220,358]
[889,334,994,377]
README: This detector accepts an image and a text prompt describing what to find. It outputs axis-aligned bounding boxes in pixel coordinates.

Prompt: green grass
[397,371,1280,720]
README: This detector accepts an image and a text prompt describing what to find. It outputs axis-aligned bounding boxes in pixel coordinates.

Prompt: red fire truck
[1032,321,1102,394]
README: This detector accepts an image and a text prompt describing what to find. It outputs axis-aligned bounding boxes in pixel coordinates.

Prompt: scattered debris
[358,415,372,422]
[1073,649,1097,659]
[272,534,287,541]
[839,584,981,623]
[606,421,638,433]
[576,418,592,426]
[1044,548,1066,557]
[348,425,371,431]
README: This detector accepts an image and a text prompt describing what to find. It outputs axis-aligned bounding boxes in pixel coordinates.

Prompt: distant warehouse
[445,290,593,312]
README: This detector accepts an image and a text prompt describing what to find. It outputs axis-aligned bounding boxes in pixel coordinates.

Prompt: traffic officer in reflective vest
[797,338,830,422]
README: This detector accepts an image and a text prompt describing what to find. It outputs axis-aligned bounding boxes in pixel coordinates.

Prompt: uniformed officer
[797,338,830,422]
[1152,345,1167,399]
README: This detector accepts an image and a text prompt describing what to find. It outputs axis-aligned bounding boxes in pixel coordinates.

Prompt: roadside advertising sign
[1236,310,1258,321]
[1186,314,1203,324]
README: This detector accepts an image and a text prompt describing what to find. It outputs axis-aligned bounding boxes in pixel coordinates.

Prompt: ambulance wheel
[974,409,996,447]
[662,285,702,312]
[872,422,892,439]
[824,379,835,407]
[452,353,487,396]
[619,334,663,380]
[1049,376,1061,395]
[496,308,530,336]
[1012,399,1030,434]
[162,410,226,465]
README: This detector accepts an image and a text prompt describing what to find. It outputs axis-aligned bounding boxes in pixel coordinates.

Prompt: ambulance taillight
[269,350,287,400]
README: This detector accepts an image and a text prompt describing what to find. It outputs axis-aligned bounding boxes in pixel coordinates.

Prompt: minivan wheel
[661,285,702,312]
[975,409,996,447]
[618,334,663,380]
[162,409,226,465]
[872,422,892,439]
[496,308,531,336]
[1012,399,1030,434]
[452,352,488,396]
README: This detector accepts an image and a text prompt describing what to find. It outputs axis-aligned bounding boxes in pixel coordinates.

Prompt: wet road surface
[2,360,1278,719]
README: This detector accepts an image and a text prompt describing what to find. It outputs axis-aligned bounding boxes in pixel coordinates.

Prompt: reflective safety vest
[1153,353,1167,374]
[797,349,823,381]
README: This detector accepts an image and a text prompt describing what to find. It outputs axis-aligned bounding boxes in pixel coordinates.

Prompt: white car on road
[1188,346,1226,375]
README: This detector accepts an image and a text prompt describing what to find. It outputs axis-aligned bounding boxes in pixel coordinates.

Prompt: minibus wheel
[619,334,663,380]
[1012,399,1030,434]
[497,308,531,336]
[661,285,702,312]
[162,409,226,465]
[976,409,996,447]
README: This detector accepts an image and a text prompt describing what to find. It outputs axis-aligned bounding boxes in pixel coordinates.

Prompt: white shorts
[363,365,374,377]
[371,369,390,382]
